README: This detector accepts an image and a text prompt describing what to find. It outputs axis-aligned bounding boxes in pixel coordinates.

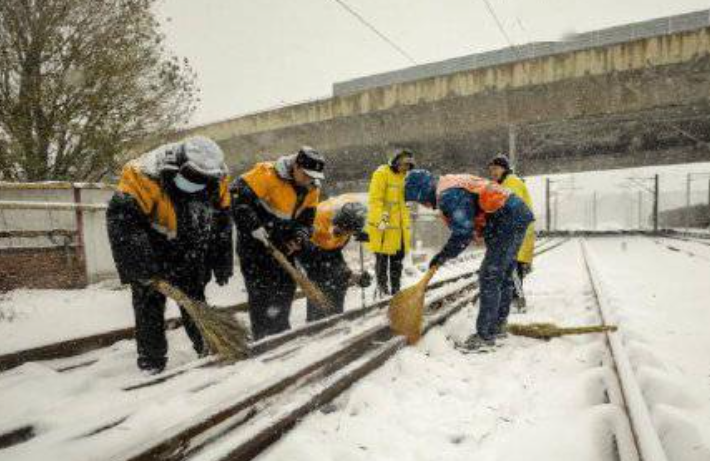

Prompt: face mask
[174,173,206,193]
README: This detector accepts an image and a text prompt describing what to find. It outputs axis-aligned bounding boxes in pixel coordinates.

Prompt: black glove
[518,262,532,276]
[430,253,447,269]
[214,271,231,286]
[354,271,372,288]
[354,231,370,243]
[233,204,261,232]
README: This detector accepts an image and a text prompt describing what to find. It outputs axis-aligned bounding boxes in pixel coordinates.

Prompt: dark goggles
[179,163,219,185]
[296,153,325,173]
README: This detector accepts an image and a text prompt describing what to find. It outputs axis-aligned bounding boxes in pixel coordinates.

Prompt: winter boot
[458,334,496,353]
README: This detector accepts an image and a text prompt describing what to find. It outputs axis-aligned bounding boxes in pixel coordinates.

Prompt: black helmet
[488,154,511,171]
[295,146,326,180]
[389,148,416,169]
[333,202,366,233]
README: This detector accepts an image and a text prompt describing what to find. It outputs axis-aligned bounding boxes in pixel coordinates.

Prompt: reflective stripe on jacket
[118,162,230,239]
[501,174,535,263]
[365,165,411,255]
[241,162,319,221]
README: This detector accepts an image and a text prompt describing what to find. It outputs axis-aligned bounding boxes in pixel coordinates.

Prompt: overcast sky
[157,0,710,126]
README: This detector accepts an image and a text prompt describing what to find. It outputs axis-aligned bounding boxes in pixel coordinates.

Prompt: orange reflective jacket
[311,194,362,251]
[436,174,510,214]
[241,162,319,221]
[118,162,230,239]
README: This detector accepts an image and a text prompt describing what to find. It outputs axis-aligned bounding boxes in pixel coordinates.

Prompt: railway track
[117,239,568,461]
[649,236,710,262]
[0,254,476,374]
[0,241,553,374]
[0,239,568,460]
[581,240,668,461]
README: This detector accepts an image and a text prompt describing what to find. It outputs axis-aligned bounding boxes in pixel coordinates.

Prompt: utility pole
[553,194,559,231]
[545,178,551,232]
[653,174,659,233]
[638,190,643,229]
[508,124,517,169]
[686,172,692,231]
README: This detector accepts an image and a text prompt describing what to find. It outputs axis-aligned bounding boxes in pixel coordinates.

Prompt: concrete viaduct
[176,10,710,192]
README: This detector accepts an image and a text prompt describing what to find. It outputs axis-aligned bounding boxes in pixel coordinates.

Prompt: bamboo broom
[266,242,334,312]
[388,267,438,344]
[151,280,250,361]
[506,322,618,340]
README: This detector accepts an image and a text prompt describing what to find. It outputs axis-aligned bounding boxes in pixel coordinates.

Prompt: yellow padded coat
[501,174,535,264]
[365,165,411,255]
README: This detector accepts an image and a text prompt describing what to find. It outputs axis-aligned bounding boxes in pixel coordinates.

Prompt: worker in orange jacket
[230,147,324,340]
[299,195,372,321]
[106,137,232,373]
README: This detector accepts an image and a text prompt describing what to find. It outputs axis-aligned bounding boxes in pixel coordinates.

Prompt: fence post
[72,185,88,286]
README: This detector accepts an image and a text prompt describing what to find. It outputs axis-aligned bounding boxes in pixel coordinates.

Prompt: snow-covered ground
[258,240,621,461]
[0,250,479,461]
[586,237,710,461]
[256,237,710,461]
[4,236,710,460]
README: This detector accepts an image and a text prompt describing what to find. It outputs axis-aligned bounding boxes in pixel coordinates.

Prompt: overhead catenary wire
[328,0,418,65]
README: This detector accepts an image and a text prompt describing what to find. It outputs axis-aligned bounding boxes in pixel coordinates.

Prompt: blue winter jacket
[404,169,479,266]
[436,188,480,264]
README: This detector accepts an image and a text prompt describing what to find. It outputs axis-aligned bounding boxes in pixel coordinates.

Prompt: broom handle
[420,266,438,287]
[150,279,203,313]
[359,242,366,309]
[265,241,330,311]
[266,243,302,282]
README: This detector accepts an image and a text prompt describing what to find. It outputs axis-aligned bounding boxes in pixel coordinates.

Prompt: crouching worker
[404,170,533,351]
[231,147,323,340]
[300,195,372,322]
[107,137,233,374]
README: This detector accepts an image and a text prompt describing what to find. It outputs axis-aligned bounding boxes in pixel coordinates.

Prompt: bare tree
[0,0,197,181]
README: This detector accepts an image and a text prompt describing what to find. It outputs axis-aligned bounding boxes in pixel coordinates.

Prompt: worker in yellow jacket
[488,155,535,314]
[366,149,415,295]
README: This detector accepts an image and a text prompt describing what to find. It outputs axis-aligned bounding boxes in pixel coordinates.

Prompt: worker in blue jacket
[404,169,534,351]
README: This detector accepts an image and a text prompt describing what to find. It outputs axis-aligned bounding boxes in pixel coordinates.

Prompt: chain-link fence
[527,166,710,232]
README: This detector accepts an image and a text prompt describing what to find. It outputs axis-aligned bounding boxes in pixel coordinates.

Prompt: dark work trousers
[375,249,405,295]
[238,238,296,341]
[476,195,534,340]
[300,247,350,322]
[131,282,205,371]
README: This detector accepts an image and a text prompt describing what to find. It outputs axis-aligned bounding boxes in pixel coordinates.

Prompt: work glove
[351,271,373,288]
[252,227,270,245]
[429,252,447,269]
[355,231,370,243]
[518,262,532,276]
[214,272,231,286]
[377,212,389,231]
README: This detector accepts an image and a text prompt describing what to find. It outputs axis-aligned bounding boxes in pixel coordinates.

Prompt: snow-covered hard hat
[295,146,326,180]
[333,202,366,232]
[180,136,228,179]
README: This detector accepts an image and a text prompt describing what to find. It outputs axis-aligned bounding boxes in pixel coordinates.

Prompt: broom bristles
[388,268,438,344]
[507,322,618,340]
[152,280,250,361]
